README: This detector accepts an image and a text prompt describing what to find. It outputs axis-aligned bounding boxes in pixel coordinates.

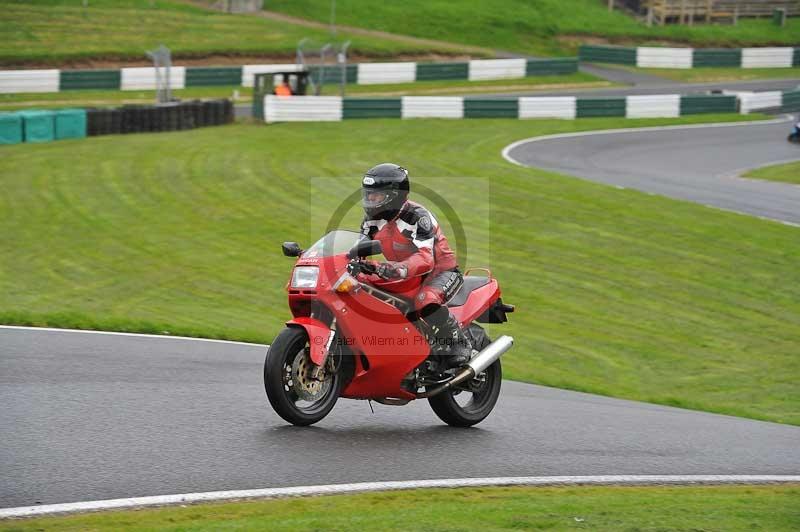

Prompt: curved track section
[2,327,799,508]
[504,118,800,225]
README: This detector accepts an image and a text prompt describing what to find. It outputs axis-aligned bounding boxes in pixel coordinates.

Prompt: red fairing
[287,253,429,399]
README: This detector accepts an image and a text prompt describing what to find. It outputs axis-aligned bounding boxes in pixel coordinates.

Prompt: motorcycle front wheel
[264,326,341,426]
[427,327,502,427]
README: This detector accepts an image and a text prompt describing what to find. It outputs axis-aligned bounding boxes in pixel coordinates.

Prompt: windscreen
[301,230,365,258]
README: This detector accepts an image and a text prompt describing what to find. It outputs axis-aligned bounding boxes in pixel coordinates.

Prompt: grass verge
[323,72,611,96]
[1,485,799,531]
[1,113,797,425]
[265,0,800,56]
[625,66,800,83]
[0,0,477,67]
[0,86,252,111]
[744,159,800,184]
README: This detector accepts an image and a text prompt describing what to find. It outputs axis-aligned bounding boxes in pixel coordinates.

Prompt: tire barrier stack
[263,90,798,123]
[87,99,233,136]
[1,100,232,144]
[580,45,800,69]
[0,58,579,94]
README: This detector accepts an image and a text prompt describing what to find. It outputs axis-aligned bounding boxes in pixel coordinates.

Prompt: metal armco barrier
[0,59,579,94]
[263,90,794,123]
[580,44,800,69]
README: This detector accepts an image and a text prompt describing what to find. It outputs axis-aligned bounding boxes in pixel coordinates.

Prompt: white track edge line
[500,114,793,167]
[0,325,266,347]
[2,476,799,519]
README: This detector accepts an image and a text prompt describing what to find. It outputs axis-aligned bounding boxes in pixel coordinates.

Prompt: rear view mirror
[282,242,303,257]
[348,240,382,259]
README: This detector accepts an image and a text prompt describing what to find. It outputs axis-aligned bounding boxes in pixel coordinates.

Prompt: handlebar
[348,259,376,276]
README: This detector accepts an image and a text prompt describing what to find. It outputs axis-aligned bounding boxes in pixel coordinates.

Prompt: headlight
[291,266,319,289]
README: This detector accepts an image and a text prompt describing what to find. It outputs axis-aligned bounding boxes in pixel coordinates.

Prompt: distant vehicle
[789,119,800,144]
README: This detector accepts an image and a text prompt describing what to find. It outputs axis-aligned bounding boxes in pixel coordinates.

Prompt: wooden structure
[617,0,799,25]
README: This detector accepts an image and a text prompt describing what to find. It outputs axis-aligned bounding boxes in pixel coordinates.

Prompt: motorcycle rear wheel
[264,326,341,426]
[427,327,502,427]
[788,134,800,144]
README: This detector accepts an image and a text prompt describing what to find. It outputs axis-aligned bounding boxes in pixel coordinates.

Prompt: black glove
[375,261,407,280]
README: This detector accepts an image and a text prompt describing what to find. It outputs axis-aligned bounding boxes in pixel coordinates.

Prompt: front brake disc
[290,350,331,402]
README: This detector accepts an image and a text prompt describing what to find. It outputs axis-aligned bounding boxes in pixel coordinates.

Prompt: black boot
[422,305,472,369]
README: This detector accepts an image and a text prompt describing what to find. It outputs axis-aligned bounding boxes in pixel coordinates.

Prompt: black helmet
[361,163,410,219]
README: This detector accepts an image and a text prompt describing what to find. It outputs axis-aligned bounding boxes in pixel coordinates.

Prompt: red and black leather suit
[360,200,463,312]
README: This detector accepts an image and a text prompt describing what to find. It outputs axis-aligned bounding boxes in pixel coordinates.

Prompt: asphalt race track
[2,327,799,508]
[504,117,800,225]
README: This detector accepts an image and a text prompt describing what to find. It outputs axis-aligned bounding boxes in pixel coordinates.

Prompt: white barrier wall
[636,47,693,69]
[468,58,527,81]
[626,94,681,118]
[357,62,416,85]
[741,48,794,68]
[242,64,302,88]
[738,91,783,113]
[401,97,463,118]
[264,95,342,123]
[518,97,577,119]
[0,70,59,94]
[120,67,186,90]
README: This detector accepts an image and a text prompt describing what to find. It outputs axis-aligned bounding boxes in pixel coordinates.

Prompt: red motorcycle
[264,230,514,427]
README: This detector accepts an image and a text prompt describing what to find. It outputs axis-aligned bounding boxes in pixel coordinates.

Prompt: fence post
[608,0,613,12]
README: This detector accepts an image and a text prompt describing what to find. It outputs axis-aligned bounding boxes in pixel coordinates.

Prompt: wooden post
[647,6,654,26]
[733,5,738,25]
[705,0,711,23]
[680,0,687,24]
[608,0,613,12]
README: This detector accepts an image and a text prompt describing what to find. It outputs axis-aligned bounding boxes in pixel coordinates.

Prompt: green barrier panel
[19,110,55,143]
[692,49,742,68]
[59,69,121,91]
[310,65,357,85]
[54,108,87,139]
[579,45,636,65]
[679,95,737,115]
[576,98,626,118]
[0,112,23,144]
[415,62,469,81]
[526,58,578,76]
[782,90,800,112]
[185,67,242,87]
[463,98,518,118]
[342,98,401,119]
[794,48,800,67]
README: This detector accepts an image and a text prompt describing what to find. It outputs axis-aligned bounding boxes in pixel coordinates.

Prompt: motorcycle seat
[446,276,490,307]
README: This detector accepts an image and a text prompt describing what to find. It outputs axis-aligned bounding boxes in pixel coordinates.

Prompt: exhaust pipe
[416,335,514,399]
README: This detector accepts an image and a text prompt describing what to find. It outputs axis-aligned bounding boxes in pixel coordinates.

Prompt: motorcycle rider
[359,163,472,368]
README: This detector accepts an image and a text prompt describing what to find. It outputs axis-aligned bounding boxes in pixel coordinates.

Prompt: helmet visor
[362,187,394,209]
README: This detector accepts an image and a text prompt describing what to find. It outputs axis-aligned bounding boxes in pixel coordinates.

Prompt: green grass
[0,86,253,110]
[0,0,478,66]
[621,66,800,83]
[0,73,610,110]
[266,0,800,56]
[324,72,611,96]
[2,485,799,531]
[1,113,797,424]
[744,159,800,184]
